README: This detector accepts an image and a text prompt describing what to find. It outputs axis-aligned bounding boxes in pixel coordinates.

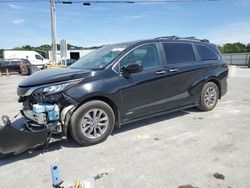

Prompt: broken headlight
[43,83,69,94]
[33,79,83,96]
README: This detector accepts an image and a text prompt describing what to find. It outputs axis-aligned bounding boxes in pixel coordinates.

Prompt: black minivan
[17,36,228,146]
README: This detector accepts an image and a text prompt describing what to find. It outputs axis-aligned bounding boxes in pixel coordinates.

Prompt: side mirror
[121,63,143,77]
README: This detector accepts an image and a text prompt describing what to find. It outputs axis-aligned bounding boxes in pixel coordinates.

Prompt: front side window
[120,43,160,70]
[35,55,43,60]
[196,45,218,61]
[163,43,195,64]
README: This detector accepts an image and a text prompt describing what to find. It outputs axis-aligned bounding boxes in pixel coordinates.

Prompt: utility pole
[50,0,57,64]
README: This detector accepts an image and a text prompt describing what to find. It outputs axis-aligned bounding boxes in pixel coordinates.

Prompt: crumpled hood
[19,68,90,87]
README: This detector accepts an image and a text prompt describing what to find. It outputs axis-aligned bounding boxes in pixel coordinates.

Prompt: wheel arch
[76,95,120,127]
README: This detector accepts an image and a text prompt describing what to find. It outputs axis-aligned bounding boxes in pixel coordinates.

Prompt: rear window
[196,45,218,61]
[163,43,195,64]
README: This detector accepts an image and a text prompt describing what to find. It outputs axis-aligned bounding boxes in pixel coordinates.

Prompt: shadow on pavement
[113,108,194,134]
[0,137,79,167]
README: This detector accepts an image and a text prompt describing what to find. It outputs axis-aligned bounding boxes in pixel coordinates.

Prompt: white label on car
[112,48,125,52]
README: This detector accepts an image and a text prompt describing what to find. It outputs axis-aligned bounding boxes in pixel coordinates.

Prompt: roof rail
[155,36,209,42]
[155,36,179,40]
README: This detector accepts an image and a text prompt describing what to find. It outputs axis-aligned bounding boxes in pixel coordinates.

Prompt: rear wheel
[197,82,219,111]
[19,64,28,75]
[70,100,115,146]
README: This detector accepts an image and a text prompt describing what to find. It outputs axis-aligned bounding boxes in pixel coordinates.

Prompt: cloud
[124,15,145,19]
[13,19,25,25]
[238,0,250,7]
[8,3,22,10]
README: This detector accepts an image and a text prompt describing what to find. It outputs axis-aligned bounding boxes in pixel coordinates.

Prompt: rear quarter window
[196,45,218,61]
[163,43,195,64]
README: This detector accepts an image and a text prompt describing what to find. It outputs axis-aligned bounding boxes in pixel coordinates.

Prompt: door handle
[169,68,179,73]
[155,70,166,75]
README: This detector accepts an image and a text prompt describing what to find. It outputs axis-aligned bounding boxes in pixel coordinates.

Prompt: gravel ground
[0,67,249,188]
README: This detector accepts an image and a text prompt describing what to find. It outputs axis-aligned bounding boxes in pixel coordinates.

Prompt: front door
[118,43,168,122]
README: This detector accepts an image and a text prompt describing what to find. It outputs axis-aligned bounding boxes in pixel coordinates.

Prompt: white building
[48,49,95,62]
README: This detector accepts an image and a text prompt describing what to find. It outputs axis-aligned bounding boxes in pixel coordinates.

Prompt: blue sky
[0,0,250,48]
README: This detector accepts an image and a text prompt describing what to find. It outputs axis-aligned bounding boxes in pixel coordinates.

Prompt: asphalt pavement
[0,66,249,188]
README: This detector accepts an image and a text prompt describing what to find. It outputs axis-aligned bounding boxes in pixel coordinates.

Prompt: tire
[197,82,219,111]
[19,64,28,75]
[70,100,115,146]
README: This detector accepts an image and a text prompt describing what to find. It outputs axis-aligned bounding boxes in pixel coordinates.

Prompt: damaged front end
[0,97,75,158]
[0,85,82,158]
[17,80,81,140]
[0,68,89,157]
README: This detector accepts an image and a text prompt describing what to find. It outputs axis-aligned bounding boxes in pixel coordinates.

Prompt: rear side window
[163,43,195,64]
[196,45,218,61]
[11,61,21,64]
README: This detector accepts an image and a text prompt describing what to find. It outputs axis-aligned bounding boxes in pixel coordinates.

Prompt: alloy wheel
[81,109,109,139]
[204,87,217,107]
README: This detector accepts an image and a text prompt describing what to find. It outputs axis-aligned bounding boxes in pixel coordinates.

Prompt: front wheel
[70,100,115,146]
[197,82,219,111]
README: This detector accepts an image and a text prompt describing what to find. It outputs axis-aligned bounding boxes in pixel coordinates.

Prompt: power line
[0,0,48,2]
[0,0,220,3]
[58,0,220,4]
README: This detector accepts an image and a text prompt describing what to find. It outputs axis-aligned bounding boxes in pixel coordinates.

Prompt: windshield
[70,44,128,70]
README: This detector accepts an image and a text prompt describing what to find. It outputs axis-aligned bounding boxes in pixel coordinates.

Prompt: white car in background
[3,50,49,68]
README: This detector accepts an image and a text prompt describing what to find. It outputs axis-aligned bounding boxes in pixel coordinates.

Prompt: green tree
[13,45,33,51]
[218,45,223,53]
[221,42,247,53]
[247,43,250,52]
[0,49,3,59]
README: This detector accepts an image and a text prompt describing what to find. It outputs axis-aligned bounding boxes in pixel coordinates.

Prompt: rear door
[159,42,206,110]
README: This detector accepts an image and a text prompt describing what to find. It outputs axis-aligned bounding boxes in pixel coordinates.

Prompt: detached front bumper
[0,117,49,157]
